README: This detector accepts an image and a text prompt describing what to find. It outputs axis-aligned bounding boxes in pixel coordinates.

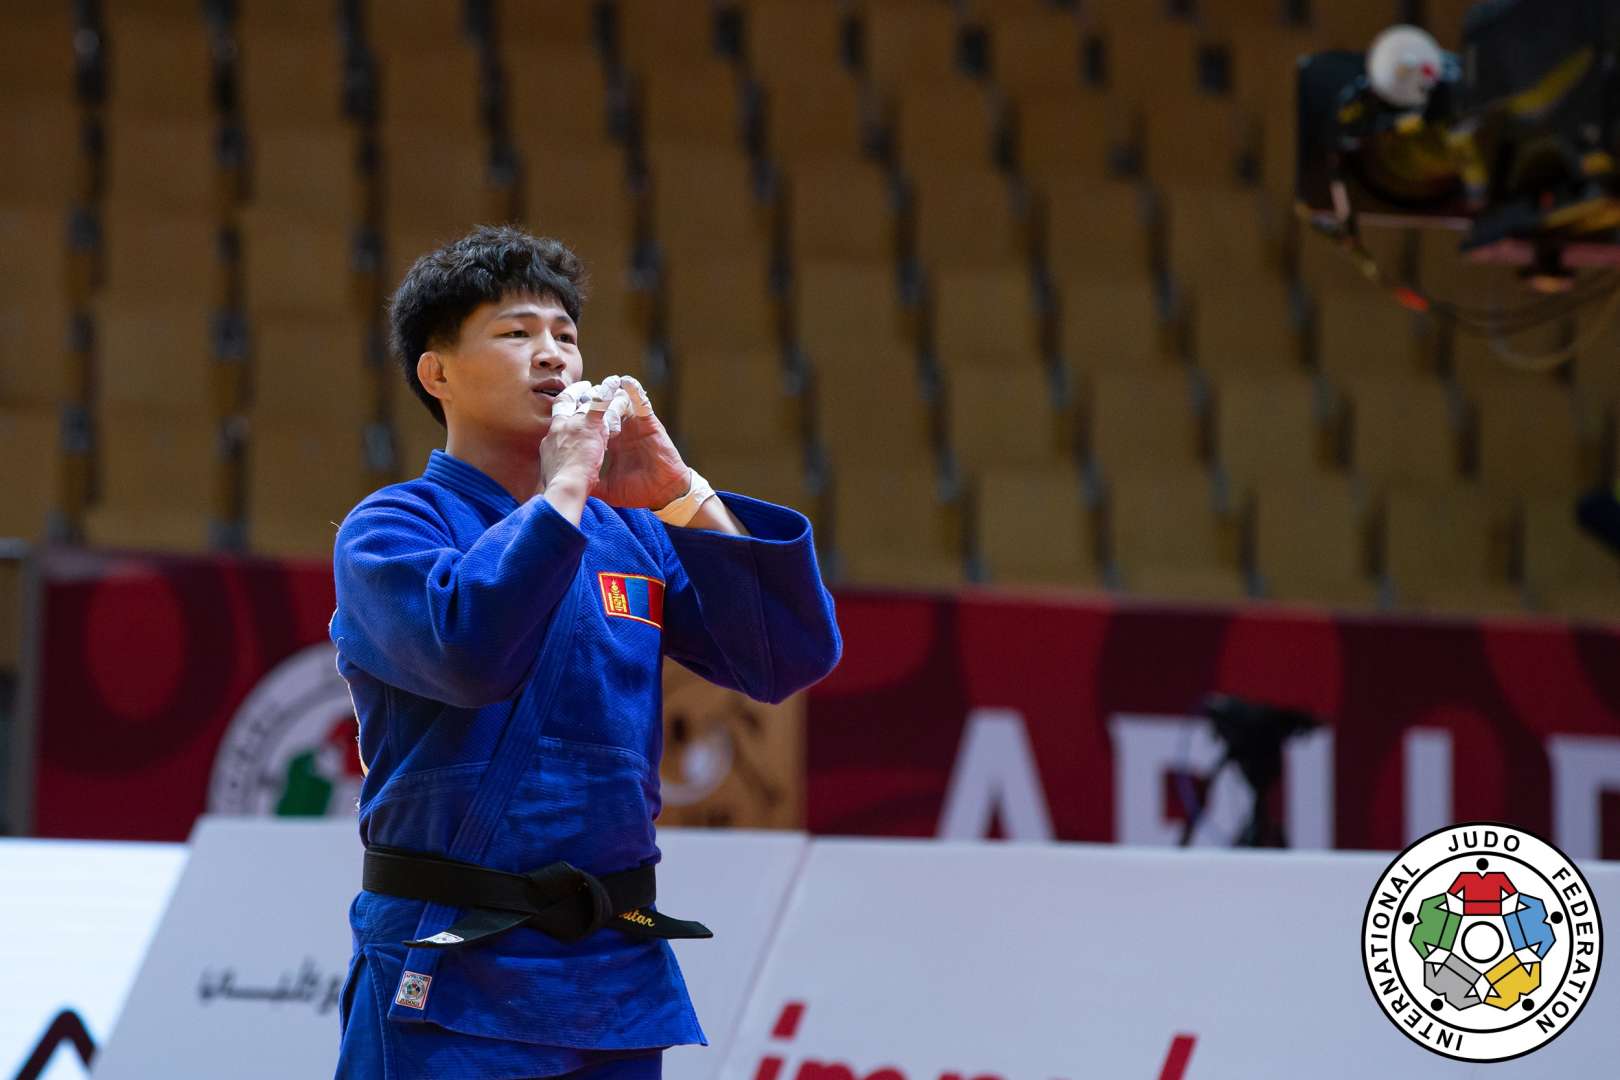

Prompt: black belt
[362,846,713,950]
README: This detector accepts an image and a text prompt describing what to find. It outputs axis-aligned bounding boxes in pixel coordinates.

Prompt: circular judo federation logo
[1362,822,1603,1062]
[208,642,363,818]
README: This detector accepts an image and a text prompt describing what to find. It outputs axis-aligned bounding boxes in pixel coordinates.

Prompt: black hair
[388,224,589,427]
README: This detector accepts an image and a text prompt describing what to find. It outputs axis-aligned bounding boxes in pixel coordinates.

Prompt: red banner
[806,590,1620,858]
[31,548,337,840]
[26,548,1620,859]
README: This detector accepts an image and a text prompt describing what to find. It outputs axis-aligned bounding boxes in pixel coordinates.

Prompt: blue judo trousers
[329,450,841,1079]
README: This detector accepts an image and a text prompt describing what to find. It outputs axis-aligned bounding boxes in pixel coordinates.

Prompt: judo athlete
[329,226,841,1079]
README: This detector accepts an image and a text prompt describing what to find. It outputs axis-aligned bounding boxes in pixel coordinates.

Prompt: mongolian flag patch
[597,572,665,629]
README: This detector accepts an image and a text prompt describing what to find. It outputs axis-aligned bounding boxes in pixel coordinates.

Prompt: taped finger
[617,375,655,418]
[553,379,594,419]
[586,378,619,413]
[602,388,632,435]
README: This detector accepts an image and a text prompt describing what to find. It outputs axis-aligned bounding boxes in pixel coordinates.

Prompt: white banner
[92,818,806,1079]
[0,840,185,1080]
[719,840,1620,1080]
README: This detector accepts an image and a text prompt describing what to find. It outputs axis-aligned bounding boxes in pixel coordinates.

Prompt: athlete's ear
[417,351,450,406]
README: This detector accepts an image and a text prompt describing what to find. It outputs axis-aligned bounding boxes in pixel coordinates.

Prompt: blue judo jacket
[329,450,840,1076]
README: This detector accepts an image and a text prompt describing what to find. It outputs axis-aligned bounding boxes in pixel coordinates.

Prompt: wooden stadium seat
[786,160,896,263]
[237,0,340,38]
[0,207,71,308]
[814,343,934,472]
[381,131,496,241]
[83,409,222,552]
[249,313,371,426]
[0,100,83,209]
[765,75,869,167]
[943,360,1067,473]
[1415,229,1523,305]
[637,63,746,149]
[1141,98,1259,188]
[1572,310,1620,429]
[93,299,216,414]
[249,126,364,227]
[0,406,62,540]
[364,0,470,50]
[1296,225,1409,293]
[1191,283,1299,376]
[664,255,778,354]
[522,148,634,256]
[1252,476,1376,608]
[986,12,1084,100]
[795,260,911,363]
[238,30,346,129]
[745,0,850,86]
[241,210,358,316]
[1382,485,1521,614]
[1056,278,1168,373]
[893,79,1001,175]
[0,18,74,107]
[833,463,963,587]
[1523,498,1620,618]
[496,0,598,51]
[1213,373,1328,492]
[862,1,963,98]
[1086,14,1202,107]
[1449,325,1571,393]
[1012,92,1126,184]
[912,169,1026,270]
[695,452,818,519]
[617,0,722,72]
[1225,21,1316,103]
[247,420,372,558]
[975,464,1097,587]
[1343,374,1459,493]
[104,10,213,121]
[1239,36,1305,203]
[1040,179,1154,283]
[647,143,769,260]
[1165,186,1283,292]
[0,298,73,407]
[1106,463,1242,598]
[378,43,482,138]
[507,53,615,150]
[106,117,222,214]
[100,208,224,304]
[1085,369,1202,472]
[672,350,800,461]
[932,266,1044,366]
[1127,565,1251,602]
[389,374,445,479]
[1473,382,1584,499]
[1312,2,1403,50]
[1316,289,1434,379]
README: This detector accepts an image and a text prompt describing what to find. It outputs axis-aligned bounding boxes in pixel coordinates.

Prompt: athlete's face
[419,291,584,439]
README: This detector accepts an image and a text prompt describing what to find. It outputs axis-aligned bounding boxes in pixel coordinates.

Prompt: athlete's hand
[539,380,629,522]
[592,376,692,510]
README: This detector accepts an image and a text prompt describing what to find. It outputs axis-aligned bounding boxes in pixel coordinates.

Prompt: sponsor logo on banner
[197,959,345,1016]
[207,643,363,818]
[1361,822,1604,1062]
[749,1002,1199,1080]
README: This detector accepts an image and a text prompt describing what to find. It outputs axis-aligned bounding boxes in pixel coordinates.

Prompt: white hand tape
[617,375,655,418]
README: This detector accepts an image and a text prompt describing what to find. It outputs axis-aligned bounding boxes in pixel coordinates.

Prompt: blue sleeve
[655,493,842,703]
[330,491,587,708]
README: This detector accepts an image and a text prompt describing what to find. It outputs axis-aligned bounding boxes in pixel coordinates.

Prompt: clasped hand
[539,375,691,511]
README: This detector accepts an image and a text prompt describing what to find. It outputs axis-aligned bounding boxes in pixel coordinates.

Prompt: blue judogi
[329,450,841,1079]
